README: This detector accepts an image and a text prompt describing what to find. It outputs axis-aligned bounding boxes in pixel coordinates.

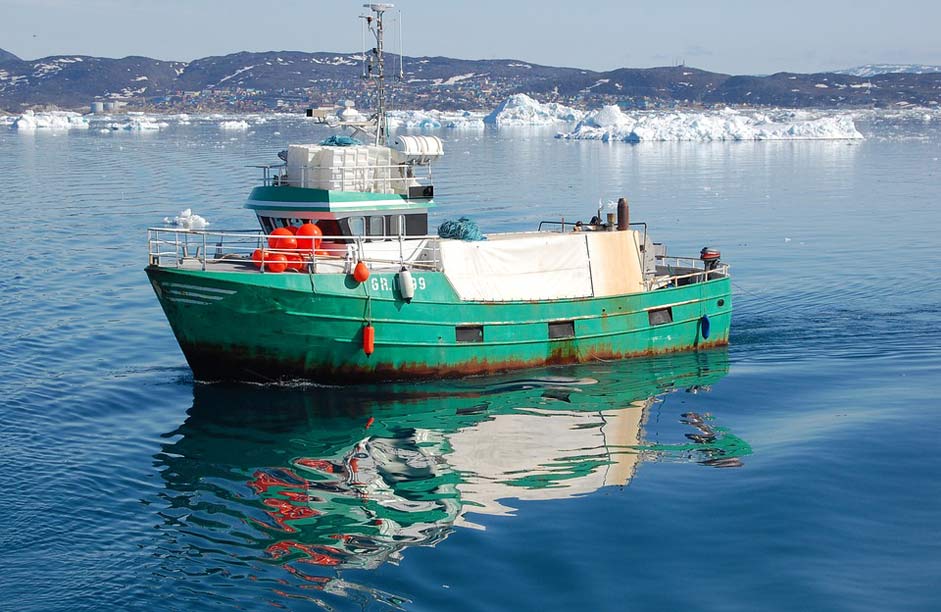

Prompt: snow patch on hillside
[835,64,941,78]
[434,73,478,86]
[557,107,864,142]
[215,65,255,86]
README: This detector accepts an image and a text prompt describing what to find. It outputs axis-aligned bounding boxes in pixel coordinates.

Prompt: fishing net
[437,217,486,241]
[319,135,363,147]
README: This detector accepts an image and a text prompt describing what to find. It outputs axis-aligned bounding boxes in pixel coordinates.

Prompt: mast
[361,3,394,145]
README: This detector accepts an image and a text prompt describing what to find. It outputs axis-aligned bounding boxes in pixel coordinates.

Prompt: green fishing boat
[146,4,731,384]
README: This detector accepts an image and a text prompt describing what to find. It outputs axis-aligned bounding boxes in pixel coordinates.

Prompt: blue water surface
[1,112,939,611]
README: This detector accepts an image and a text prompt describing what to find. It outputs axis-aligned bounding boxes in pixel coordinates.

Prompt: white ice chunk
[12,110,90,131]
[219,120,250,130]
[164,208,209,229]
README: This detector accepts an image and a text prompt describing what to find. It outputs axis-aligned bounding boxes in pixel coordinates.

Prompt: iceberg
[557,106,864,142]
[11,110,90,131]
[484,94,583,126]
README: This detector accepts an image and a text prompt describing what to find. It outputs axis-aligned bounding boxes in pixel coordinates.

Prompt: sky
[1,0,940,75]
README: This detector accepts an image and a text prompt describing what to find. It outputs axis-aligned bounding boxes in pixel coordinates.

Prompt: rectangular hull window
[456,325,484,343]
[648,307,673,326]
[548,320,575,339]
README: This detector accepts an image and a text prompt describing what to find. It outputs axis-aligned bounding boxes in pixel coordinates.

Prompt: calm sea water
[1,112,940,611]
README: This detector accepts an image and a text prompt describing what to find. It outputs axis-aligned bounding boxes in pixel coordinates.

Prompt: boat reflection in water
[154,349,748,605]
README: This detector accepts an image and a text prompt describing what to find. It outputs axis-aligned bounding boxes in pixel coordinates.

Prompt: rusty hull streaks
[181,338,730,385]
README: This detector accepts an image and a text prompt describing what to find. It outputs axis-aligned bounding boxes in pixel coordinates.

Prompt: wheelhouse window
[367,216,384,237]
[405,213,428,236]
[317,219,341,239]
[388,214,405,237]
[336,213,429,240]
[345,216,366,237]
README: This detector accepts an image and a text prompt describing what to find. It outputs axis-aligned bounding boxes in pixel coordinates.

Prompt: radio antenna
[360,3,393,145]
[398,11,404,80]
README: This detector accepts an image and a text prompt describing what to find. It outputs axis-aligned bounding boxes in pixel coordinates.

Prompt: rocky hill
[1,49,939,113]
[0,48,20,63]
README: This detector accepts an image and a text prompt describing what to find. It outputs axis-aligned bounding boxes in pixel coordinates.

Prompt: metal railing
[147,228,443,273]
[252,161,433,195]
[652,255,731,289]
[538,219,648,247]
[147,228,729,288]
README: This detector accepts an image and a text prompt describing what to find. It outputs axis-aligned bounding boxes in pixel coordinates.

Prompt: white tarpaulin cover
[440,232,592,301]
[439,231,645,301]
[585,230,645,296]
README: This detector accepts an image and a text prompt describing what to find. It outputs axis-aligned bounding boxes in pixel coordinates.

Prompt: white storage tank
[391,135,444,165]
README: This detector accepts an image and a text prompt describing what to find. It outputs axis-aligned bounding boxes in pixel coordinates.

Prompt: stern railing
[652,255,730,289]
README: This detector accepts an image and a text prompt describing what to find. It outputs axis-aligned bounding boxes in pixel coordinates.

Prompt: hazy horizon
[2,0,940,75]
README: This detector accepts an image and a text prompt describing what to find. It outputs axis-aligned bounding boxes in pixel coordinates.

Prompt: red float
[285,253,305,272]
[251,248,265,269]
[268,227,298,251]
[353,261,370,283]
[265,253,288,273]
[362,324,375,355]
[295,223,323,252]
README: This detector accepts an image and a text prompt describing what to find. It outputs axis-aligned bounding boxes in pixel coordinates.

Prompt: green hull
[146,266,731,383]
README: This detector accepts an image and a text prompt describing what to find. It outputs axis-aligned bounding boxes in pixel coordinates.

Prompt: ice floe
[11,110,89,131]
[557,106,864,142]
[219,120,250,130]
[388,109,485,130]
[484,94,583,126]
[102,115,166,131]
[164,209,209,230]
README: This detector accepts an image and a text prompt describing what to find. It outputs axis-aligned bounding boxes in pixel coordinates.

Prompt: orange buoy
[353,261,370,283]
[265,252,288,273]
[268,227,297,251]
[251,248,265,269]
[295,223,323,252]
[284,253,305,272]
[362,324,375,355]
